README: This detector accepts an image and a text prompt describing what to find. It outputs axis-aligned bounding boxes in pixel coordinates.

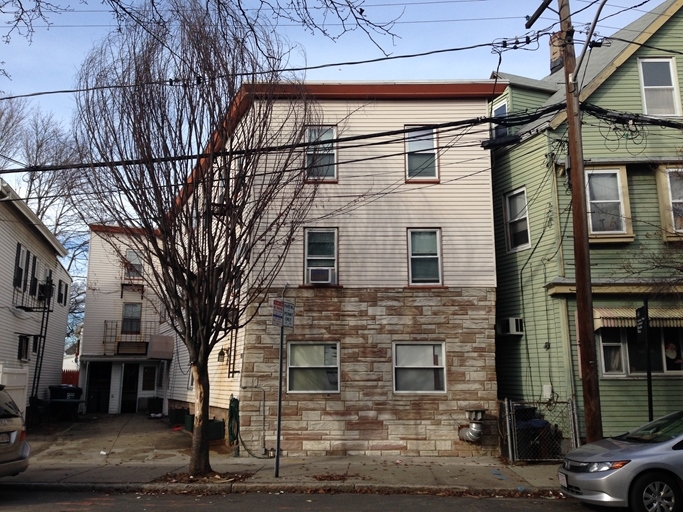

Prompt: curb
[0,481,558,496]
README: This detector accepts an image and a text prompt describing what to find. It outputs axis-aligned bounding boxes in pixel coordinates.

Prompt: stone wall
[238,286,498,457]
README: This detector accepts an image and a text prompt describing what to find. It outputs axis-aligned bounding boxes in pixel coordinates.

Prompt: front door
[86,362,111,414]
[121,364,139,413]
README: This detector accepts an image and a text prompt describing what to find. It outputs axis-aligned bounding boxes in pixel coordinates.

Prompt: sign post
[636,300,652,421]
[272,298,294,477]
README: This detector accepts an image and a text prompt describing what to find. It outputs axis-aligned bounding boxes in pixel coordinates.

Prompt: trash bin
[148,397,162,414]
[49,384,82,400]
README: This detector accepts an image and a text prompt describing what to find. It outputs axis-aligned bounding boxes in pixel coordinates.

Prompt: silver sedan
[558,410,683,512]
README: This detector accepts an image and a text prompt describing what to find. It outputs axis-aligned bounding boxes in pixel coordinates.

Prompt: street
[0,490,602,512]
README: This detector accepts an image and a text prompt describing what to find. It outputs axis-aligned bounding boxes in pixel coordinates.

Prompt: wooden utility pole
[527,0,603,443]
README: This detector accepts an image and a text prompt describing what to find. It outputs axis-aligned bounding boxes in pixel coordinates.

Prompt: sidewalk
[2,413,562,496]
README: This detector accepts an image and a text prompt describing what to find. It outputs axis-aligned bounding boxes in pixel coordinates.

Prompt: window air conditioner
[497,317,524,336]
[308,267,335,284]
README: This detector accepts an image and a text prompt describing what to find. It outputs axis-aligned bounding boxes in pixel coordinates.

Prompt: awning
[594,308,683,329]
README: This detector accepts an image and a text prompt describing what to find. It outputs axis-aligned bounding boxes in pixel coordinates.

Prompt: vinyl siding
[264,98,497,289]
[0,197,71,409]
[492,132,571,402]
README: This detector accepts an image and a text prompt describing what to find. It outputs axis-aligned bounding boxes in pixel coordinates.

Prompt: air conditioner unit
[308,267,335,285]
[497,317,524,336]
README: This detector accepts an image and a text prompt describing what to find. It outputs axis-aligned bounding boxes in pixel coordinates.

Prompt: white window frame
[638,58,681,116]
[586,167,633,241]
[393,342,446,393]
[493,102,508,139]
[599,326,683,377]
[122,302,142,334]
[287,342,340,393]
[503,188,530,252]
[408,229,442,286]
[306,126,336,181]
[405,126,438,180]
[305,228,337,285]
[125,249,143,279]
[656,167,683,240]
[18,335,30,362]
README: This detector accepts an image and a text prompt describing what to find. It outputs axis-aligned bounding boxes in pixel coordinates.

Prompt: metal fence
[499,398,580,462]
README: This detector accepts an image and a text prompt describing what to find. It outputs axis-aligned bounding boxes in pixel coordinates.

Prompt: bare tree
[0,96,28,166]
[74,0,320,475]
[19,109,87,272]
[1,0,398,78]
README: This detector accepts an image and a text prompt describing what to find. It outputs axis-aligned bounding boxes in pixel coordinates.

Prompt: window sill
[404,285,447,289]
[299,284,343,289]
[405,179,440,184]
[305,179,338,184]
[588,233,635,244]
[662,230,683,242]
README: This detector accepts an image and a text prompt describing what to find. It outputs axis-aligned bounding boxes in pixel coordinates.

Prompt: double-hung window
[288,342,340,393]
[493,102,508,139]
[394,343,446,392]
[586,168,632,238]
[306,126,336,180]
[17,335,30,362]
[13,243,28,290]
[125,249,143,279]
[600,327,683,376]
[639,58,680,116]
[122,303,142,334]
[408,229,441,285]
[405,126,438,180]
[305,228,337,285]
[504,188,530,251]
[656,168,683,239]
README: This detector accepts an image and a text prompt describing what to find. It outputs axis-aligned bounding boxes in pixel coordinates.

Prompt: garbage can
[49,384,82,400]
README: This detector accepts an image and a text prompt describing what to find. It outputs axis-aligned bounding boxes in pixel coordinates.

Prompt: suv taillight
[19,425,26,442]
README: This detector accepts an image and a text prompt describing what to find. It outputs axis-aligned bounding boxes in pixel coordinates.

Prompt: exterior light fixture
[217,348,225,363]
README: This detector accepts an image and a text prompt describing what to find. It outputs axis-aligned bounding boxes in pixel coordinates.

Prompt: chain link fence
[498,398,580,462]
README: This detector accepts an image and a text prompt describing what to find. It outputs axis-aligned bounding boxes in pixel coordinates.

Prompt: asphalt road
[0,490,606,512]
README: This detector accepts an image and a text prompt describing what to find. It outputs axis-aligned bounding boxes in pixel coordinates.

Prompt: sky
[0,0,668,126]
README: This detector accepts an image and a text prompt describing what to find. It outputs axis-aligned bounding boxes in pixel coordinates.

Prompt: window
[17,335,29,362]
[405,126,438,180]
[504,189,530,251]
[408,229,441,285]
[493,102,508,138]
[32,335,40,354]
[639,58,680,116]
[656,167,683,240]
[13,244,24,289]
[394,343,446,392]
[586,167,633,240]
[306,126,336,180]
[122,303,142,334]
[600,327,683,376]
[13,244,30,291]
[29,256,37,296]
[305,228,337,285]
[125,249,143,279]
[142,367,156,391]
[288,342,339,393]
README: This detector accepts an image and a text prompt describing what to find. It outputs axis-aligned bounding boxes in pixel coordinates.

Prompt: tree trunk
[189,362,212,476]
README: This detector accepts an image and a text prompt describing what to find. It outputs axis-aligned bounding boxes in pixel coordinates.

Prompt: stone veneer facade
[238,286,498,457]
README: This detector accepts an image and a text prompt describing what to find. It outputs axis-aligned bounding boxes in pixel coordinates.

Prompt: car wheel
[630,472,683,512]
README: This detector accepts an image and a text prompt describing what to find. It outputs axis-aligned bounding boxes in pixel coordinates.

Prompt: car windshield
[0,391,21,419]
[618,411,683,443]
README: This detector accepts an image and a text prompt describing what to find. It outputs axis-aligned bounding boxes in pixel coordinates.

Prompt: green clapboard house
[489,0,683,439]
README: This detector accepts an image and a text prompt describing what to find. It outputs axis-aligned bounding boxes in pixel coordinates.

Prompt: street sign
[272,299,294,327]
[283,301,295,327]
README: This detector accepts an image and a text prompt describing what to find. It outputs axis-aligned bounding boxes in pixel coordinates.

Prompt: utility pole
[527,0,603,443]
